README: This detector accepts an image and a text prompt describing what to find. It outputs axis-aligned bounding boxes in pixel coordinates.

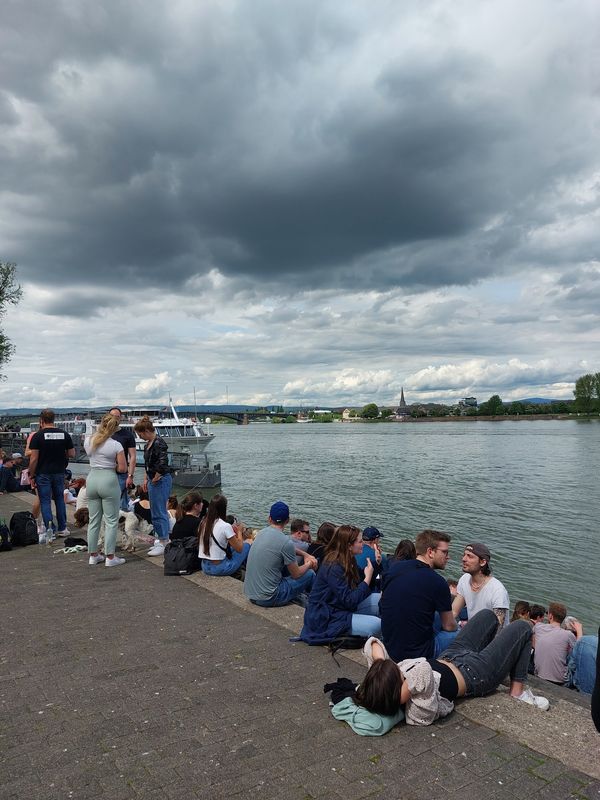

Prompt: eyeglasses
[435,548,450,556]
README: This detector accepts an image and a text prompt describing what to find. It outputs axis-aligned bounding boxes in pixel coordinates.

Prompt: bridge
[193,410,291,425]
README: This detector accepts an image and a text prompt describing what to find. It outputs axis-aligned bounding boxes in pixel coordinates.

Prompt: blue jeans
[351,592,382,638]
[117,473,130,512]
[439,609,532,697]
[202,542,251,576]
[37,473,67,531]
[147,473,172,540]
[567,636,598,694]
[252,569,316,607]
[433,611,460,657]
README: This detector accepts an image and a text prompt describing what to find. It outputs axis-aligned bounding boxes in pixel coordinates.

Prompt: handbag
[211,532,232,560]
[164,536,201,576]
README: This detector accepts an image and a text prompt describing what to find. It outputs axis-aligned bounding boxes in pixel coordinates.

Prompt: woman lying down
[357,609,549,726]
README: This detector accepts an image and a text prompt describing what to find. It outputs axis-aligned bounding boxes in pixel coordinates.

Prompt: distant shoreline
[345,413,595,423]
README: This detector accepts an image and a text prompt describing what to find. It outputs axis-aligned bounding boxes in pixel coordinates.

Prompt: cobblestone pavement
[1,537,599,799]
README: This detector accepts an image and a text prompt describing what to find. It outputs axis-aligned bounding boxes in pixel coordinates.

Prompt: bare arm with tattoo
[493,608,507,629]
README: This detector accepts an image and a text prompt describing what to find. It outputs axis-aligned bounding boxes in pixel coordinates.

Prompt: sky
[1,0,600,409]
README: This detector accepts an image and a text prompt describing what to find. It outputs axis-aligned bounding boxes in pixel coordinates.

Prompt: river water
[203,419,599,629]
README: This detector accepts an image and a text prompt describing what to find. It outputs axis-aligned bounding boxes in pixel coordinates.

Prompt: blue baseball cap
[269,501,290,523]
[363,526,382,541]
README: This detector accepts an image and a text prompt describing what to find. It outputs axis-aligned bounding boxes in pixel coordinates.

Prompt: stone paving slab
[1,491,599,800]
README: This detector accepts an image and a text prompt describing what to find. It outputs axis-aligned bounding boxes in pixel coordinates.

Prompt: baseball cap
[465,542,491,562]
[11,452,23,459]
[362,526,382,541]
[269,501,290,523]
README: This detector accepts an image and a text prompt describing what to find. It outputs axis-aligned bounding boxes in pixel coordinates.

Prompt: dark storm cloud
[1,1,599,299]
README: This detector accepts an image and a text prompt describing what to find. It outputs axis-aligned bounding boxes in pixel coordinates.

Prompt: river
[204,419,599,629]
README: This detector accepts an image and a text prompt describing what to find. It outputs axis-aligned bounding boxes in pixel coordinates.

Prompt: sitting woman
[170,492,204,540]
[198,494,250,576]
[307,521,336,566]
[355,609,549,726]
[167,495,179,534]
[300,525,381,644]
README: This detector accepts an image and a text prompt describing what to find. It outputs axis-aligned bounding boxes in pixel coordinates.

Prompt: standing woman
[133,416,172,557]
[84,414,127,566]
[199,494,250,576]
[300,525,381,644]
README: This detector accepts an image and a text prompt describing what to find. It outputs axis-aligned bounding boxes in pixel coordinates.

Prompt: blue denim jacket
[566,635,598,694]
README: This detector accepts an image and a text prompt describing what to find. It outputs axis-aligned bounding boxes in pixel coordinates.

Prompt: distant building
[394,387,411,417]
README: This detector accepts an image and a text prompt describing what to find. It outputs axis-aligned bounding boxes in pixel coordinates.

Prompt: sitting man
[355,526,385,571]
[566,626,598,695]
[0,456,23,493]
[534,602,581,685]
[289,518,311,553]
[452,543,509,629]
[380,529,457,662]
[244,501,317,607]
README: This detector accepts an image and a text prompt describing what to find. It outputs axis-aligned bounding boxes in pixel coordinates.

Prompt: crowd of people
[4,408,599,734]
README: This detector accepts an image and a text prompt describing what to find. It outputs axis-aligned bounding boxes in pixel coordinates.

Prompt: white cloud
[134,372,172,399]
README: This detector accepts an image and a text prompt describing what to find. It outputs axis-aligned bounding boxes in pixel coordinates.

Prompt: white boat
[119,402,214,454]
[31,403,214,460]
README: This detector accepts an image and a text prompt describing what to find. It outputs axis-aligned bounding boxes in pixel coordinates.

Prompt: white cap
[11,452,23,459]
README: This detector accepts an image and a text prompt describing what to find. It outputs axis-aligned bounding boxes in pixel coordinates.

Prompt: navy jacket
[300,561,371,644]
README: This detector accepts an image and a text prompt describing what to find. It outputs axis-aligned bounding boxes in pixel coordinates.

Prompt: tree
[361,403,379,419]
[0,263,23,379]
[574,373,597,413]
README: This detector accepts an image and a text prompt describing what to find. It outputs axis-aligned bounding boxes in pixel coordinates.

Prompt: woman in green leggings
[84,415,127,567]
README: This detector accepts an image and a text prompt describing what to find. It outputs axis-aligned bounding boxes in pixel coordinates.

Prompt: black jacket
[143,435,170,477]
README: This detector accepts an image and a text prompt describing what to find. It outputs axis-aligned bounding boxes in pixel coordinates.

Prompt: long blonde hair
[90,414,120,450]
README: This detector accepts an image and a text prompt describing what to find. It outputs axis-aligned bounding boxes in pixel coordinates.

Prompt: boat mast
[169,394,181,423]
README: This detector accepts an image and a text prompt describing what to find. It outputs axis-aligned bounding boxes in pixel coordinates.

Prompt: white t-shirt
[457,574,509,625]
[84,436,123,469]
[199,517,235,560]
[75,485,88,511]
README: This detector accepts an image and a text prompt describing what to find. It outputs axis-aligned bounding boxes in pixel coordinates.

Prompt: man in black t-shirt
[380,529,458,662]
[28,409,75,535]
[109,407,137,510]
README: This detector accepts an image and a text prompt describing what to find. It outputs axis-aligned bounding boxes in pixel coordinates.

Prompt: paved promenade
[1,491,599,800]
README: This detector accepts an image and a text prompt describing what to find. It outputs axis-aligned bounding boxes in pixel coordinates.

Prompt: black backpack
[9,511,38,547]
[163,536,201,576]
[0,522,12,552]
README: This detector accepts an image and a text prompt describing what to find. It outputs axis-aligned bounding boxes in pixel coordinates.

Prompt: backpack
[9,511,38,547]
[163,536,201,576]
[0,522,12,552]
[327,635,368,667]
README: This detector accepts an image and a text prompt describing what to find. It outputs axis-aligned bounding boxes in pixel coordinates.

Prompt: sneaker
[147,542,165,557]
[56,528,70,537]
[515,687,550,711]
[105,555,126,567]
[89,554,105,565]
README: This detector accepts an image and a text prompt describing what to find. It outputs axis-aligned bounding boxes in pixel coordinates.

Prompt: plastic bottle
[38,529,47,545]
[46,523,55,544]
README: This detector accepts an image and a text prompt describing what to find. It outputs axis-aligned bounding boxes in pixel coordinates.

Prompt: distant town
[0,385,594,430]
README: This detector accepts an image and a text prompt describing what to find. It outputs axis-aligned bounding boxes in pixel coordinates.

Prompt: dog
[73,507,146,553]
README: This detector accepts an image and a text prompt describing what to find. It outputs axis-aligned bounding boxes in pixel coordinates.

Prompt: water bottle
[38,529,47,545]
[46,524,55,544]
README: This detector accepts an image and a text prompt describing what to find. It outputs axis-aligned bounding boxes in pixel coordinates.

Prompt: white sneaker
[515,687,550,711]
[105,556,126,567]
[147,541,165,557]
[56,529,70,537]
[89,554,105,565]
